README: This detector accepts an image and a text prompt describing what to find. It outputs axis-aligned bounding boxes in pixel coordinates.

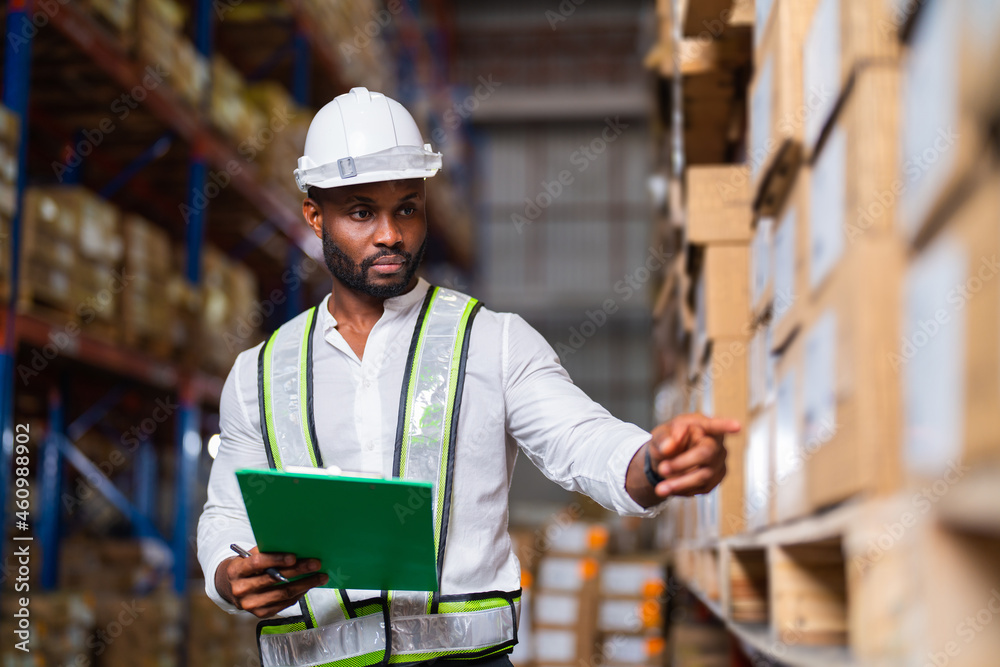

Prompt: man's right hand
[216,547,329,618]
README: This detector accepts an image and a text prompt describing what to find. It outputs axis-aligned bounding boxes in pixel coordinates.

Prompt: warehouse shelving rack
[0,0,333,597]
[1,0,474,610]
[649,0,1000,665]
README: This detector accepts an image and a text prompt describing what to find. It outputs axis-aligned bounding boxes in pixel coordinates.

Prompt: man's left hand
[647,413,738,497]
[627,413,740,507]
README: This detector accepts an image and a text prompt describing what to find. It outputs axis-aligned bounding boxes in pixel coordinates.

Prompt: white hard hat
[294,87,442,192]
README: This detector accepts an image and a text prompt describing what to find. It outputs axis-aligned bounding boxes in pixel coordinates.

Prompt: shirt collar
[318,277,431,331]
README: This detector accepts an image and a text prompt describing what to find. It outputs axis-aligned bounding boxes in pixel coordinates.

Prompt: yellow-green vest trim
[255,286,519,666]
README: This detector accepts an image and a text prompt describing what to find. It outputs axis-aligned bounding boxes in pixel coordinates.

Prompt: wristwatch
[644,443,665,488]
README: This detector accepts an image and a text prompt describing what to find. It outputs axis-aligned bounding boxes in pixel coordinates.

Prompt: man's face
[303,179,428,299]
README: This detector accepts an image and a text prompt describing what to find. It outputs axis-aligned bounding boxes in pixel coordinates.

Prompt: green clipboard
[235,469,438,592]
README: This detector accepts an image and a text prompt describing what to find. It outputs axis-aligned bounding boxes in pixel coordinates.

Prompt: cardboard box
[599,634,666,666]
[535,591,588,626]
[900,170,1000,480]
[802,0,900,154]
[693,244,752,362]
[82,0,134,35]
[22,188,78,244]
[597,598,663,633]
[695,338,749,536]
[897,0,992,244]
[535,556,600,665]
[537,556,601,594]
[750,216,773,319]
[124,214,171,277]
[771,166,809,351]
[0,103,20,146]
[748,321,776,412]
[541,521,610,556]
[803,236,905,509]
[964,1,1000,121]
[599,559,666,599]
[745,407,774,530]
[173,38,210,109]
[685,165,753,244]
[748,0,821,212]
[65,188,122,265]
[698,337,749,422]
[772,334,810,522]
[808,65,899,294]
[534,628,580,664]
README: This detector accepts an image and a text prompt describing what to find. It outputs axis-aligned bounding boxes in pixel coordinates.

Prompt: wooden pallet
[672,478,1000,666]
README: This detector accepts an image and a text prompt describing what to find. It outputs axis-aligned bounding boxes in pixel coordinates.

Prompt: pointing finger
[701,418,742,435]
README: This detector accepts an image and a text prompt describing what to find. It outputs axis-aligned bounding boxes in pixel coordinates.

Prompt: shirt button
[366,441,375,451]
[363,379,372,389]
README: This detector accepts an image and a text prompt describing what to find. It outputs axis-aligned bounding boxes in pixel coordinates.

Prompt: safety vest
[254,286,520,666]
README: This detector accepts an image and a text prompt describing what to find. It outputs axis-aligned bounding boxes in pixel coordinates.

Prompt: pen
[230,543,290,583]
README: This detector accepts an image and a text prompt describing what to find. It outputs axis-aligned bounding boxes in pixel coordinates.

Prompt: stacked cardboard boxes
[81,0,135,41]
[122,215,174,355]
[533,521,609,667]
[686,165,754,537]
[19,186,123,330]
[174,37,211,110]
[800,0,899,157]
[200,245,261,374]
[299,0,394,92]
[189,590,261,667]
[136,0,185,78]
[896,0,1000,244]
[896,1,1000,483]
[0,592,97,667]
[97,590,183,667]
[748,0,820,213]
[210,55,267,145]
[135,0,208,110]
[244,82,311,198]
[595,557,668,667]
[0,104,18,304]
[752,0,909,522]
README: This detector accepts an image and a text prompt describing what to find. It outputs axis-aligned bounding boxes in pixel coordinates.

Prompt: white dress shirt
[198,277,663,614]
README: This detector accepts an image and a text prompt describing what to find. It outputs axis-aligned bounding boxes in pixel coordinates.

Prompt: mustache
[360,248,413,271]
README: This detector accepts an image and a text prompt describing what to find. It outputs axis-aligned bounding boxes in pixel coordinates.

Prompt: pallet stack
[135,0,209,109]
[200,245,261,375]
[531,521,608,667]
[81,0,135,41]
[594,556,668,667]
[0,592,98,667]
[686,164,754,540]
[210,55,267,144]
[299,0,395,92]
[122,214,174,355]
[245,82,311,199]
[0,104,18,303]
[189,587,261,667]
[652,0,1000,663]
[18,187,120,329]
[12,184,261,365]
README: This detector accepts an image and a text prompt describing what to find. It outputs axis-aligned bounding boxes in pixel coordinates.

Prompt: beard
[322,228,426,299]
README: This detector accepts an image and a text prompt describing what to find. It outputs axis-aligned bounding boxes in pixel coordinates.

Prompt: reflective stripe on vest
[256,286,519,666]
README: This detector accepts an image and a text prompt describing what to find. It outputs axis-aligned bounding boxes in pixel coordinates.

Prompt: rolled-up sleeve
[501,314,667,517]
[197,347,267,613]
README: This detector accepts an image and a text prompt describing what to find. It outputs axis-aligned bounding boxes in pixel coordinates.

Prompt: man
[198,87,737,666]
